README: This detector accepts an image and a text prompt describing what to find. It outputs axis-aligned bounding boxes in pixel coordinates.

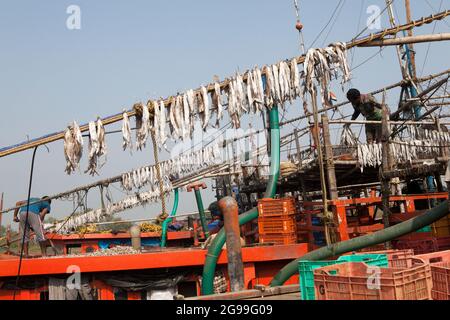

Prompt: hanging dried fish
[122,111,132,151]
[212,82,223,127]
[290,58,301,99]
[135,103,150,150]
[169,96,179,139]
[263,65,274,109]
[245,71,255,114]
[182,93,191,139]
[201,86,210,130]
[64,121,84,175]
[175,95,186,139]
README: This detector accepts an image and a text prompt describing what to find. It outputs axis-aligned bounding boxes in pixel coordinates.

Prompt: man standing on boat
[13,196,52,257]
[346,89,383,144]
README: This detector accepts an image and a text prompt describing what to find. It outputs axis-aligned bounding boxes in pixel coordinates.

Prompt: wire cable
[13,146,38,300]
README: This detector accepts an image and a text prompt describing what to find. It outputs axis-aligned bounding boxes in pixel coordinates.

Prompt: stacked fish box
[257,198,298,245]
[313,256,433,300]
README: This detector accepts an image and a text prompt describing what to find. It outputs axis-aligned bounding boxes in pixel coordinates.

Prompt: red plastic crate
[393,238,439,255]
[360,249,415,268]
[258,216,297,234]
[259,232,298,245]
[258,198,297,217]
[314,258,432,300]
[416,250,450,300]
[437,236,450,251]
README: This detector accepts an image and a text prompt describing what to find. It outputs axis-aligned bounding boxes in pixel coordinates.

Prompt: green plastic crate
[416,226,432,233]
[298,254,388,300]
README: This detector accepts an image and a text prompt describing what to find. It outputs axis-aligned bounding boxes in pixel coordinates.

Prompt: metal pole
[0,193,3,235]
[322,115,338,200]
[187,182,209,239]
[219,197,245,292]
[381,101,393,249]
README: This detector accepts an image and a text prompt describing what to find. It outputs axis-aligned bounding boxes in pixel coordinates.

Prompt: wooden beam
[359,33,450,47]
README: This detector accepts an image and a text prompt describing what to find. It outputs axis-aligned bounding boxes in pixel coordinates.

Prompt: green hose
[270,201,449,287]
[201,106,281,295]
[160,188,180,247]
[195,189,210,239]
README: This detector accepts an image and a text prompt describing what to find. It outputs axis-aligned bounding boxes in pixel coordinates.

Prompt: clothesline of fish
[63,42,352,176]
[54,138,269,234]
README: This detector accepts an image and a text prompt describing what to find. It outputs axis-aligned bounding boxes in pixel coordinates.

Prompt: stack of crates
[257,198,298,245]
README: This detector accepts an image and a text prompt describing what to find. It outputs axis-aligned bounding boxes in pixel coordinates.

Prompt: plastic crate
[416,250,450,300]
[432,216,450,237]
[360,249,414,268]
[298,254,388,300]
[437,236,450,251]
[258,216,297,234]
[314,257,432,300]
[259,232,297,245]
[258,198,297,217]
[393,238,439,255]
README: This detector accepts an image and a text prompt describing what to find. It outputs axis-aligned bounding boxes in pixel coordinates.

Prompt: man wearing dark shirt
[346,88,383,144]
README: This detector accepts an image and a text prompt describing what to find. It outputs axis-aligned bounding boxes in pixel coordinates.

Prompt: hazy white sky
[0,0,449,229]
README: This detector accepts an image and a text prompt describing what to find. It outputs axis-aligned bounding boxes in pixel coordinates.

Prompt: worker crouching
[346,88,383,144]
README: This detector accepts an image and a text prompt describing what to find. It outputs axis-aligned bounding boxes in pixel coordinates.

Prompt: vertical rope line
[151,130,167,222]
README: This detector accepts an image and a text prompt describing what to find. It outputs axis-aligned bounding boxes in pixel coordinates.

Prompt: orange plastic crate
[259,232,298,245]
[314,258,432,300]
[258,216,297,234]
[416,250,450,300]
[258,198,297,217]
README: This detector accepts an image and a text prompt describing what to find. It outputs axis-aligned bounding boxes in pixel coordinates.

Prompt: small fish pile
[140,222,162,233]
[303,42,351,109]
[357,143,383,172]
[85,118,107,176]
[44,246,140,258]
[64,121,84,175]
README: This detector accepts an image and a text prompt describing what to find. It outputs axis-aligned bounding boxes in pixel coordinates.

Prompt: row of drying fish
[302,42,351,111]
[62,42,351,175]
[124,58,303,151]
[391,139,447,163]
[120,140,223,191]
[357,143,383,171]
[55,133,271,233]
[357,138,449,172]
[54,183,174,234]
[407,126,450,144]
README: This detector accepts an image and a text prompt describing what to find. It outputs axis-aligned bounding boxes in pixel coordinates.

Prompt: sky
[0,0,449,230]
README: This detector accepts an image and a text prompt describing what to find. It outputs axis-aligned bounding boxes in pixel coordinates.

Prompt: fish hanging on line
[64,121,83,175]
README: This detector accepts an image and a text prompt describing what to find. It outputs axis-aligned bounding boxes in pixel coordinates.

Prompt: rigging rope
[151,129,168,224]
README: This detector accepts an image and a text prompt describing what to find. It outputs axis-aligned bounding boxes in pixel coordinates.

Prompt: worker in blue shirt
[207,202,223,235]
[13,196,52,257]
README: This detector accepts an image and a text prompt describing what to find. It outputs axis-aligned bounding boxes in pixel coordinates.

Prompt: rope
[151,130,167,224]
